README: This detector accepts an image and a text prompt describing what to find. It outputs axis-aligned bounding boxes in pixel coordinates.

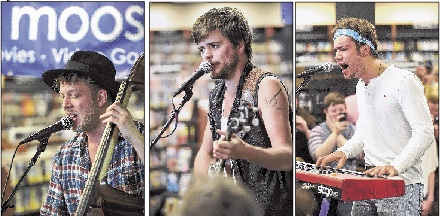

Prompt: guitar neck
[75,53,144,215]
[75,79,130,215]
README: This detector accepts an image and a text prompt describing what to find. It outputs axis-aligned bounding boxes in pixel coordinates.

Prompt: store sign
[1,2,144,78]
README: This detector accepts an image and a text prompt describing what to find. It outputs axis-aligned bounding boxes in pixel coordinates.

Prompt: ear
[96,89,109,107]
[361,45,370,56]
[237,40,246,55]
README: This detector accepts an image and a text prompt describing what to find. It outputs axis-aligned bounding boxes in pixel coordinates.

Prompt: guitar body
[91,182,144,216]
[208,102,257,179]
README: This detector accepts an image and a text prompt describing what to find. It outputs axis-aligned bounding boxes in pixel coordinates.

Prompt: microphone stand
[295,75,313,95]
[2,136,50,214]
[150,87,193,150]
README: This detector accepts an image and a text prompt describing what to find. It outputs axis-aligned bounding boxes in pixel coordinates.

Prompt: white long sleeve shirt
[338,65,434,185]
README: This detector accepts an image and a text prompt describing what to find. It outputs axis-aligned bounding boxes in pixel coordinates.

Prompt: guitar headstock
[226,101,258,141]
[116,53,144,106]
[128,52,145,92]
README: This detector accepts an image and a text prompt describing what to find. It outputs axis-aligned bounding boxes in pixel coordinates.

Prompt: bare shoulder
[257,76,289,110]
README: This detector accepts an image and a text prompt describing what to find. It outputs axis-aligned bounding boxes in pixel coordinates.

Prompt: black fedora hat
[42,51,120,100]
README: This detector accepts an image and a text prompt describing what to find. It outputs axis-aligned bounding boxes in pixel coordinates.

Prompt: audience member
[344,94,359,126]
[308,92,356,216]
[308,92,356,169]
[427,94,439,142]
[425,88,439,216]
[418,61,439,102]
[421,136,438,216]
[296,97,317,164]
[415,61,429,81]
[295,181,318,216]
[177,177,261,216]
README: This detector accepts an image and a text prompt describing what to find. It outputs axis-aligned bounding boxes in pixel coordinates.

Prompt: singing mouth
[67,112,78,121]
[340,63,349,70]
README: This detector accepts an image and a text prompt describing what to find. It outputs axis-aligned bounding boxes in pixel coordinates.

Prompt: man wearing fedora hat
[40,50,144,215]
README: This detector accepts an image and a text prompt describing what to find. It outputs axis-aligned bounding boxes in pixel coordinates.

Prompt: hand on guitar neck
[100,101,145,163]
[213,130,245,160]
[208,102,258,178]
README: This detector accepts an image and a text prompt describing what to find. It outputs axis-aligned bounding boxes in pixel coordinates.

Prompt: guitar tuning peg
[243,126,251,132]
[252,107,258,113]
[252,118,259,126]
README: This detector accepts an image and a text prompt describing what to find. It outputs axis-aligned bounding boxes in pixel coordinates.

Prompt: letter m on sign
[11,6,57,41]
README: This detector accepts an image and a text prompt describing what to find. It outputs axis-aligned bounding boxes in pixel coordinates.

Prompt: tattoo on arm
[265,88,283,110]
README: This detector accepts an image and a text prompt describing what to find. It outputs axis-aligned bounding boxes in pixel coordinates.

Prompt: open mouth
[67,113,78,121]
[340,63,348,70]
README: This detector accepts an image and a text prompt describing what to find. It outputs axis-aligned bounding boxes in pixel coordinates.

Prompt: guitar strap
[207,66,293,180]
[208,68,293,143]
[207,62,254,142]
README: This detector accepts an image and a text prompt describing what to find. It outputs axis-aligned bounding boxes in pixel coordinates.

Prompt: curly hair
[191,7,253,58]
[332,17,379,57]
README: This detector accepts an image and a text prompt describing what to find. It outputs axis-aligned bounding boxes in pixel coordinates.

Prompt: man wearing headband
[316,17,434,215]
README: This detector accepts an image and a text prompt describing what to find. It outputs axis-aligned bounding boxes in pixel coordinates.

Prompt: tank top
[207,61,293,215]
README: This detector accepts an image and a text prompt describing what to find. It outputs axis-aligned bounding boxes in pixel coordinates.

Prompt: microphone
[296,62,333,78]
[19,116,74,144]
[172,61,211,97]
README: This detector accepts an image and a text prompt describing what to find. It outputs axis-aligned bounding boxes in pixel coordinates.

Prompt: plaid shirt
[40,122,145,215]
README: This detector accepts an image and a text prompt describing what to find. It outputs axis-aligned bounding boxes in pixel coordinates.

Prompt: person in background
[308,92,356,216]
[420,134,438,216]
[344,94,359,126]
[415,60,430,81]
[296,97,317,164]
[427,93,439,142]
[295,181,319,216]
[423,91,439,216]
[308,92,356,169]
[295,98,319,216]
[419,61,439,104]
[177,177,261,216]
[40,51,145,215]
[191,7,293,215]
[316,17,434,215]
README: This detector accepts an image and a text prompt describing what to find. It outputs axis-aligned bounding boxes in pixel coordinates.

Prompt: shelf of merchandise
[295,24,438,122]
[2,143,63,215]
[149,98,199,216]
[296,25,439,68]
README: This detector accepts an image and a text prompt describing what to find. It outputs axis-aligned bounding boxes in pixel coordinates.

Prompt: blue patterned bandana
[333,28,376,50]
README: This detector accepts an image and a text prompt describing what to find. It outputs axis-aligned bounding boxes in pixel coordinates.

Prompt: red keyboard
[296,161,405,201]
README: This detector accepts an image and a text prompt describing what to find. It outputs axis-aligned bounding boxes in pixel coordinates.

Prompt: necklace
[378,62,384,76]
